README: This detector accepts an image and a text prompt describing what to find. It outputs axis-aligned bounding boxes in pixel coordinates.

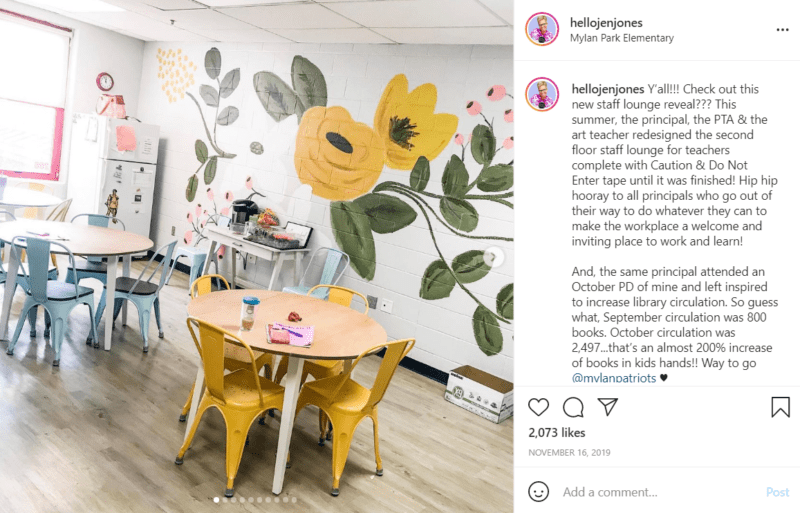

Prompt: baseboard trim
[154,250,450,386]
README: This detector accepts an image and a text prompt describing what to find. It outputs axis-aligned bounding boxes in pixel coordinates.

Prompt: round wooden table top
[0,188,62,208]
[187,290,388,360]
[0,219,153,256]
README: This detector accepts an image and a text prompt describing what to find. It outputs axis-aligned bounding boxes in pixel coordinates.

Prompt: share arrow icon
[598,398,618,417]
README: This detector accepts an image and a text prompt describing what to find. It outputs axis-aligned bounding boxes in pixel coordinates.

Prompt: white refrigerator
[67,114,160,239]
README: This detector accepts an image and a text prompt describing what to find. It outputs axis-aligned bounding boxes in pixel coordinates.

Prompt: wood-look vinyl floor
[0,259,513,512]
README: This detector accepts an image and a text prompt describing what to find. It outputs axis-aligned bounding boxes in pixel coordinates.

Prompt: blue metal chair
[0,210,57,338]
[93,240,177,353]
[282,247,349,299]
[67,213,126,287]
[6,236,98,366]
[166,215,231,289]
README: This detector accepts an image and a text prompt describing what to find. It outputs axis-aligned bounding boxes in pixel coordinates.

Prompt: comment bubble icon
[563,397,584,418]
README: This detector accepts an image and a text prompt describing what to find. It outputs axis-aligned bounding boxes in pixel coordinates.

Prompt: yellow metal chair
[176,317,285,498]
[292,338,415,496]
[273,285,369,438]
[179,275,275,421]
[15,182,54,219]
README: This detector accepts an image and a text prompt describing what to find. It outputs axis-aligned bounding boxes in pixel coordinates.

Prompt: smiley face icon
[528,481,549,502]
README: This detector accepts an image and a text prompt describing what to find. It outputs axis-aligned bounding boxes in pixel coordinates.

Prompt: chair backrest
[128,240,177,295]
[190,274,230,298]
[15,182,55,219]
[46,198,72,222]
[300,247,349,292]
[71,214,126,263]
[331,339,415,410]
[186,317,264,406]
[307,284,368,314]
[0,210,15,275]
[10,236,78,303]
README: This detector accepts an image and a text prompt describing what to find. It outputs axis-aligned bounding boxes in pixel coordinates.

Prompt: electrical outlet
[367,295,378,309]
[247,253,257,264]
[380,299,393,314]
[171,226,176,236]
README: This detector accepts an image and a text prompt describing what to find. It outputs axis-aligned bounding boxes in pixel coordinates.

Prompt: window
[0,10,71,181]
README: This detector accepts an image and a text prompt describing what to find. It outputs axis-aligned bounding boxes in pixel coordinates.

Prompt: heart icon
[528,398,549,416]
[660,374,668,382]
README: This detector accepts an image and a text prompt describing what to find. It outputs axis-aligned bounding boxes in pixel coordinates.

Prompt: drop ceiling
[14,0,513,44]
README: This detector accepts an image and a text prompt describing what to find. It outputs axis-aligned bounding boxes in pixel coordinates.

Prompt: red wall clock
[97,72,114,91]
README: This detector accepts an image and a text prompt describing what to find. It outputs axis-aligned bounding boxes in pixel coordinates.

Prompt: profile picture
[526,13,558,46]
[526,78,558,111]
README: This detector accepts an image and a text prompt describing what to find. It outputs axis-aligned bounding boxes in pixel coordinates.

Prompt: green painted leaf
[439,197,479,232]
[186,175,198,202]
[470,125,496,166]
[477,164,513,192]
[199,84,219,107]
[203,156,218,185]
[410,156,430,192]
[250,142,264,155]
[420,260,456,300]
[291,55,327,110]
[330,201,376,280]
[254,71,305,123]
[204,47,222,80]
[219,68,240,98]
[217,106,239,126]
[195,140,208,164]
[353,193,417,234]
[441,155,470,198]
[497,283,513,320]
[451,250,491,284]
[473,306,503,356]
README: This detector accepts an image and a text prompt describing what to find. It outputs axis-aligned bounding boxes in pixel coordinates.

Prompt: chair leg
[137,306,151,353]
[85,301,99,348]
[91,292,106,344]
[50,316,65,367]
[329,415,360,496]
[154,296,164,338]
[112,298,124,323]
[371,411,383,476]
[7,300,36,355]
[27,306,37,338]
[43,310,51,338]
[222,411,260,498]
[179,383,195,422]
[176,397,212,463]
[318,409,328,446]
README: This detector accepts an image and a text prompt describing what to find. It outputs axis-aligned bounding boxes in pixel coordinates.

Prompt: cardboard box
[444,365,513,423]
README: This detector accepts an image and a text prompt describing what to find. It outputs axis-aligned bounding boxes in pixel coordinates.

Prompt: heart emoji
[660,374,668,382]
[528,398,549,416]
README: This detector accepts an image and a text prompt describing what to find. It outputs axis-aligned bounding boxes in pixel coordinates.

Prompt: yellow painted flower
[373,74,458,170]
[295,106,385,201]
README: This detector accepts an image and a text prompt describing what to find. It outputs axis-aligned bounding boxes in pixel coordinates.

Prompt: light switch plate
[380,299,393,314]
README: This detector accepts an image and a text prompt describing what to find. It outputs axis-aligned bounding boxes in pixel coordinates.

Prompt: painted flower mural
[158,47,241,202]
[251,56,514,356]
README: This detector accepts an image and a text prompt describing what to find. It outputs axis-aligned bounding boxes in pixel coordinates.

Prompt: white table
[0,188,62,220]
[0,220,154,351]
[202,225,309,290]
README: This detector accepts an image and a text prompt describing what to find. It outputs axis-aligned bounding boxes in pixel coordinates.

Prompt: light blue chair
[6,236,98,366]
[67,213,126,288]
[0,210,57,338]
[282,247,349,299]
[166,215,231,289]
[93,240,177,353]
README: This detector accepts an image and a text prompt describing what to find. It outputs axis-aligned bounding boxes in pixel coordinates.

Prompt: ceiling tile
[144,0,207,9]
[201,28,291,42]
[475,0,512,24]
[271,28,392,43]
[197,0,304,6]
[219,4,359,29]
[161,9,255,29]
[373,26,511,45]
[78,11,212,40]
[325,0,505,28]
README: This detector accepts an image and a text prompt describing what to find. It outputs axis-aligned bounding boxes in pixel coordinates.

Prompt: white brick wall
[137,42,514,381]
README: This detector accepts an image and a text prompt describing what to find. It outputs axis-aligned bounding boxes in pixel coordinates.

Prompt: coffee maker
[230,199,259,232]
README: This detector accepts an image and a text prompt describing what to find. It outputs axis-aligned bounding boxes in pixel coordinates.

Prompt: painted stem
[391,187,509,325]
[383,184,512,242]
[377,181,513,204]
[186,92,236,159]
